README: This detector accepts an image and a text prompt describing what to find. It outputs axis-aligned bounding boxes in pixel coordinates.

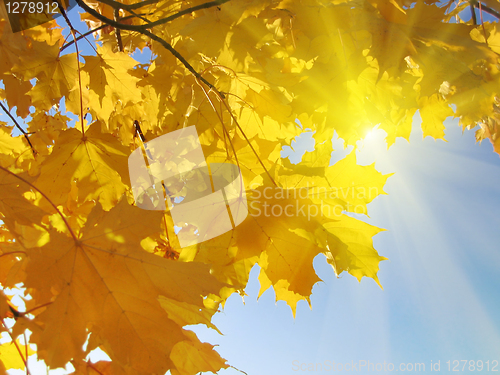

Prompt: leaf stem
[196,76,277,187]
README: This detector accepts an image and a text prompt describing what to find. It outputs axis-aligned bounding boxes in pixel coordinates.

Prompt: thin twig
[61,26,103,52]
[0,166,79,243]
[86,361,106,375]
[229,365,249,375]
[24,301,53,315]
[0,102,36,155]
[197,80,240,166]
[23,331,28,375]
[195,76,277,186]
[478,2,489,46]
[56,1,85,133]
[0,319,31,375]
[60,13,148,52]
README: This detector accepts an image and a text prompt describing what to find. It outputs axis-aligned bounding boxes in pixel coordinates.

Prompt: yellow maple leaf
[170,331,228,375]
[0,338,34,371]
[321,216,388,287]
[1,74,31,119]
[419,94,453,140]
[82,44,143,122]
[11,42,79,111]
[279,149,392,216]
[0,166,47,227]
[22,198,226,374]
[34,121,130,210]
[3,0,499,371]
[0,126,30,168]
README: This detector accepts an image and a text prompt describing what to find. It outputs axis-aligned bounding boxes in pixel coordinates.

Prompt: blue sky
[2,6,500,375]
[189,115,500,375]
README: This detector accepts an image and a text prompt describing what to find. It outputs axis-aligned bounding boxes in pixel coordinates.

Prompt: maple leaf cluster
[0,0,499,373]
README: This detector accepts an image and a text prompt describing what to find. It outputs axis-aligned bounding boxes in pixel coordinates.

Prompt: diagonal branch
[60,13,149,52]
[0,102,36,155]
[74,0,225,95]
[131,0,231,29]
[60,25,104,52]
[85,0,230,36]
[96,0,160,11]
[475,2,500,19]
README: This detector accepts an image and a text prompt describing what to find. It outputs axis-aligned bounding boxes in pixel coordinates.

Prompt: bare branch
[91,0,230,32]
[74,0,225,95]
[476,2,500,19]
[60,13,149,52]
[139,0,230,29]
[96,0,161,11]
[61,25,105,52]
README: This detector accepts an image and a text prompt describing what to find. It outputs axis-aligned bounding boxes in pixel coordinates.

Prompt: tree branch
[74,0,225,95]
[89,0,230,34]
[60,13,149,52]
[0,102,36,155]
[56,0,76,33]
[470,2,477,25]
[60,25,105,52]
[136,0,230,29]
[476,2,500,19]
[95,0,161,11]
[114,8,124,52]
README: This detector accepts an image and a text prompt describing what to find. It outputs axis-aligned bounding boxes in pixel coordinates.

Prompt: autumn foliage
[0,0,499,373]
